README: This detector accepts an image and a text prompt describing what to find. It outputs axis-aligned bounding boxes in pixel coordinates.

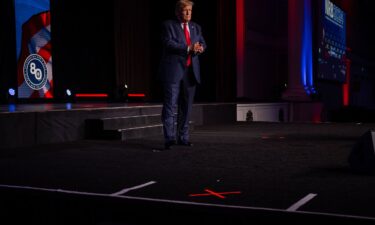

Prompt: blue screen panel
[317,0,346,82]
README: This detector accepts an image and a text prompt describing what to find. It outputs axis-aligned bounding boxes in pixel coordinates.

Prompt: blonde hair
[175,0,194,14]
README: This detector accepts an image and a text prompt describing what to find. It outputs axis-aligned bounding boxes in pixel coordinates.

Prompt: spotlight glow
[8,88,16,96]
[66,89,72,96]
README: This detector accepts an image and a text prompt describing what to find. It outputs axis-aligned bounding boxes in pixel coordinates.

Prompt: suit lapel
[189,23,195,43]
[174,21,186,43]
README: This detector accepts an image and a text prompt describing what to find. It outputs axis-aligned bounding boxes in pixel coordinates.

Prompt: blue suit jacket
[159,20,206,84]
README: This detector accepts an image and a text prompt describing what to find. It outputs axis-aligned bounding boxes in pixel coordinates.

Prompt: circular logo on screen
[23,54,48,90]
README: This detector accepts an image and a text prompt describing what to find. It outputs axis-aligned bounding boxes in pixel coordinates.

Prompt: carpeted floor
[1,122,375,224]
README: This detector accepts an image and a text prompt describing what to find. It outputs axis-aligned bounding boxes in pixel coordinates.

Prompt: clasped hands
[189,42,204,54]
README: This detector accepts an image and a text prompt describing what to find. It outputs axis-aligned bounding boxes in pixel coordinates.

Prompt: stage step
[102,114,161,130]
[85,114,194,141]
[85,114,162,140]
[119,124,163,141]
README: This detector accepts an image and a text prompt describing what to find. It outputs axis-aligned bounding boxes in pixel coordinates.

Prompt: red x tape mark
[189,189,241,199]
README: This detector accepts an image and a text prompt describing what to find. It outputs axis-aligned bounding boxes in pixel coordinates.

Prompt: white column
[282,0,311,101]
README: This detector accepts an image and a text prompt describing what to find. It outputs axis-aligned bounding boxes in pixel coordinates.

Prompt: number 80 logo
[23,54,48,90]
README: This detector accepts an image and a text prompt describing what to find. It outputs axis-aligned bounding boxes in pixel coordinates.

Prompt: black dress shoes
[164,140,176,150]
[177,140,193,147]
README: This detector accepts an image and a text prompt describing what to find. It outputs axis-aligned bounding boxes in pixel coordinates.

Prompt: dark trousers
[161,67,196,142]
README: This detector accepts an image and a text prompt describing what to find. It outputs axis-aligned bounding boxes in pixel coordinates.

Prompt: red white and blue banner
[15,0,53,98]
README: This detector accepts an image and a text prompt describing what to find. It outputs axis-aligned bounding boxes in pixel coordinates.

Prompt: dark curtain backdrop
[216,0,236,102]
[114,0,152,100]
[114,0,236,102]
[0,1,16,103]
[1,0,236,103]
[51,0,116,100]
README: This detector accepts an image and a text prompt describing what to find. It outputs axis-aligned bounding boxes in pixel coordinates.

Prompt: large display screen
[15,0,53,98]
[317,0,346,82]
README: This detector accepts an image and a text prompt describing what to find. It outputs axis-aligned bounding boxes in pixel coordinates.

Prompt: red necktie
[183,23,192,67]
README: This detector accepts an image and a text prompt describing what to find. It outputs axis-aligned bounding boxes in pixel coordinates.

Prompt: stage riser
[1,102,325,149]
[0,103,236,148]
[237,103,289,122]
[0,113,36,148]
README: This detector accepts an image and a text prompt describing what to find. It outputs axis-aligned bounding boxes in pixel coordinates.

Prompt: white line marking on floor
[0,184,374,221]
[0,184,109,197]
[110,181,156,196]
[287,193,317,211]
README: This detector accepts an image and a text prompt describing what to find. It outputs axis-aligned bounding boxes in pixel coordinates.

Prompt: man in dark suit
[159,0,206,150]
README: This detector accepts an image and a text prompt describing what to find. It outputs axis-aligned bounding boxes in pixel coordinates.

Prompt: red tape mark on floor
[189,189,241,199]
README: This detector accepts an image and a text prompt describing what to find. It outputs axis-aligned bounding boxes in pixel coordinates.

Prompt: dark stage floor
[1,122,375,224]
